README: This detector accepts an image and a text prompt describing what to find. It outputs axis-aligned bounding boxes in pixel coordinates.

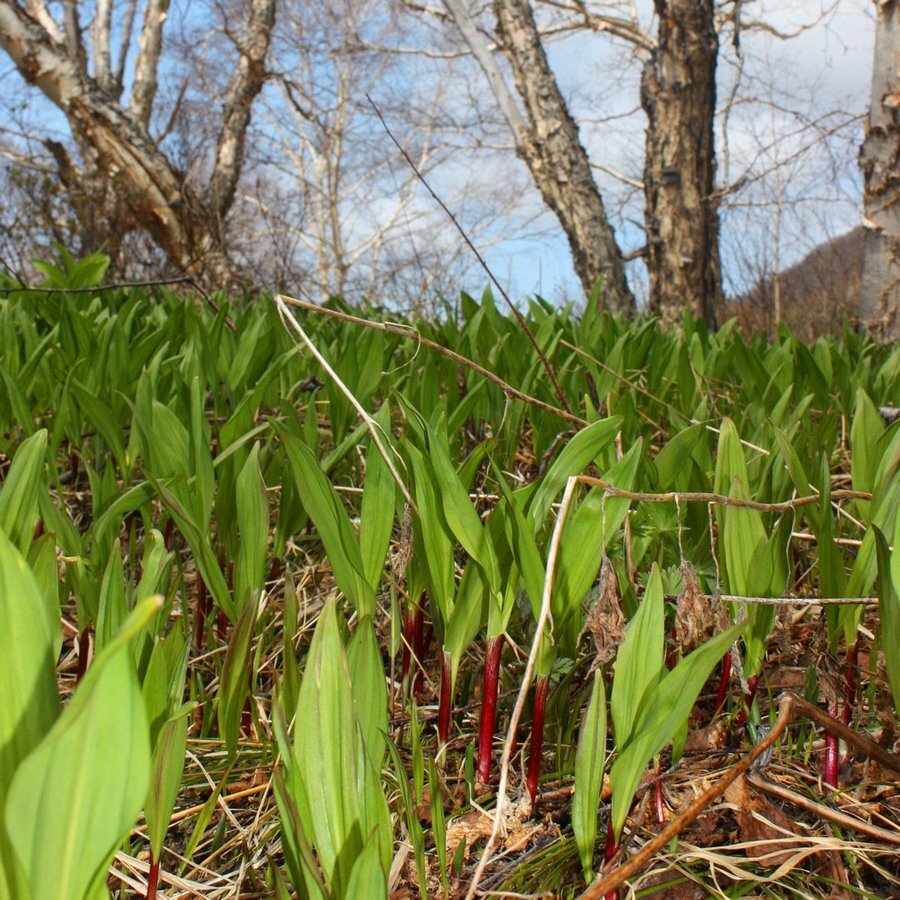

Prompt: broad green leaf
[26,533,62,662]
[528,418,621,528]
[0,430,47,553]
[218,597,258,761]
[425,422,499,590]
[347,617,388,771]
[714,418,768,596]
[572,671,607,882]
[0,529,60,899]
[234,443,269,614]
[610,621,745,839]
[289,598,390,894]
[345,830,388,900]
[145,708,190,859]
[359,406,396,592]
[280,429,373,617]
[6,599,156,900]
[406,442,454,613]
[611,565,665,748]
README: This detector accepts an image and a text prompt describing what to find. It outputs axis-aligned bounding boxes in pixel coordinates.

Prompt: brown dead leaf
[725,775,798,866]
[675,561,713,652]
[586,556,624,667]
[445,809,493,861]
[684,718,729,753]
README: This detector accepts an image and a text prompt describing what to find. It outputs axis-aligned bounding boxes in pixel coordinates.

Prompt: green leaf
[145,708,190,859]
[425,422,499,590]
[0,529,60,899]
[5,598,156,900]
[234,443,269,614]
[0,430,47,553]
[714,418,767,596]
[572,671,607,882]
[528,418,621,528]
[288,598,390,894]
[347,617,388,772]
[610,621,745,839]
[345,829,388,900]
[218,597,258,761]
[359,406,396,592]
[611,564,665,748]
[280,429,373,617]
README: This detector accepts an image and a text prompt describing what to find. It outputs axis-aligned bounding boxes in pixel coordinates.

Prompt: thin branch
[275,293,586,428]
[366,93,573,415]
[746,772,900,846]
[578,476,871,513]
[130,0,171,126]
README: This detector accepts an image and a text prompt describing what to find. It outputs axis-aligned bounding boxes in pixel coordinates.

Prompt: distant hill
[730,227,863,340]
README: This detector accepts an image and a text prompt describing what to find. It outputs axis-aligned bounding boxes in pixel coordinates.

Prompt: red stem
[526,674,551,803]
[602,820,620,900]
[146,855,160,899]
[824,700,840,788]
[734,674,759,728]
[477,635,505,785]
[414,615,431,700]
[437,650,452,745]
[842,641,859,726]
[193,578,210,650]
[654,769,666,826]
[712,652,731,718]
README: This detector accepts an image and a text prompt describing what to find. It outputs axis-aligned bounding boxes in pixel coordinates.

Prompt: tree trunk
[441,0,632,311]
[0,0,275,291]
[859,0,900,340]
[641,0,721,329]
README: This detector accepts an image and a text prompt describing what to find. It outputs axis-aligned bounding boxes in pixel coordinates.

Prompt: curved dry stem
[465,476,579,900]
[274,294,418,516]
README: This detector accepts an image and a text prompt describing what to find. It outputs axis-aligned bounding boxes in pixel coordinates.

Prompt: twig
[366,93,573,416]
[578,477,871,513]
[0,274,194,293]
[746,772,900,846]
[274,295,419,515]
[276,293,586,428]
[466,476,579,900]
[0,273,237,332]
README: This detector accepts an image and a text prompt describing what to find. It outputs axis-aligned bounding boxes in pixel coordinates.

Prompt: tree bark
[641,0,721,329]
[0,0,276,291]
[442,0,632,311]
[859,0,900,340]
[493,0,632,312]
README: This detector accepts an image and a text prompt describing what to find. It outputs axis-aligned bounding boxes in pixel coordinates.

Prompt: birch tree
[440,0,634,312]
[0,0,276,289]
[860,0,899,339]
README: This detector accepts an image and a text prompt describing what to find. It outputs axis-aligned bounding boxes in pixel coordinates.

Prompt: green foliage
[0,252,897,895]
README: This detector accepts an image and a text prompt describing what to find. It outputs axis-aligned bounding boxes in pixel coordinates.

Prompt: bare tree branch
[207,0,277,223]
[131,0,171,126]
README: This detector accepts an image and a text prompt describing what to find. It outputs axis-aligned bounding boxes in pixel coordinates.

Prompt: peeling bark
[641,0,721,329]
[443,0,632,311]
[860,0,899,340]
[493,0,632,312]
[0,0,276,290]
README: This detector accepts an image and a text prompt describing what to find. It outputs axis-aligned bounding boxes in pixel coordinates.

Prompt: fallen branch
[579,692,900,899]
